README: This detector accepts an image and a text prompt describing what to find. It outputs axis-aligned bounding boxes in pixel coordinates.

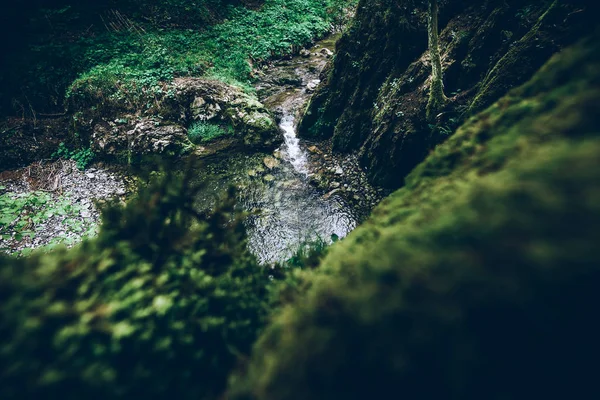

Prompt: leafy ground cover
[52,143,95,170]
[1,0,356,116]
[0,187,96,256]
[188,122,232,143]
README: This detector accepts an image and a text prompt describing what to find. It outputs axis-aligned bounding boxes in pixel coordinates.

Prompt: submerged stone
[263,156,281,169]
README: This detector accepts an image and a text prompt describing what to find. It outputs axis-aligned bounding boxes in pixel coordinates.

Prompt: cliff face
[299,0,596,188]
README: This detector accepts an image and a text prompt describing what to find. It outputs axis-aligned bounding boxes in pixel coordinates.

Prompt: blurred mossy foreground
[1,2,600,400]
[0,172,271,399]
[229,35,600,399]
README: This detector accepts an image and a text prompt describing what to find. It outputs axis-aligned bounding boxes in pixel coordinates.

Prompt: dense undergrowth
[0,0,356,117]
[187,122,232,143]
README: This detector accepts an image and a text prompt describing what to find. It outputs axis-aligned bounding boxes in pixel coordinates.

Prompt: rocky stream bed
[0,34,385,262]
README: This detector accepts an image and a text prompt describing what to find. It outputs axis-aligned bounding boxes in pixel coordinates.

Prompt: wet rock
[129,122,188,156]
[307,145,322,154]
[191,97,222,121]
[240,111,280,148]
[323,188,341,200]
[263,156,281,169]
[300,49,311,58]
[308,173,328,190]
[281,180,298,189]
[306,79,321,93]
[274,72,303,86]
[159,78,281,149]
[319,48,334,58]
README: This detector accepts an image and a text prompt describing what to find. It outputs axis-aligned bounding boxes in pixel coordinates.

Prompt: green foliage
[188,122,231,143]
[2,0,357,116]
[0,188,93,256]
[66,0,357,112]
[228,36,600,400]
[0,190,52,243]
[52,143,95,170]
[0,170,272,400]
[282,235,336,270]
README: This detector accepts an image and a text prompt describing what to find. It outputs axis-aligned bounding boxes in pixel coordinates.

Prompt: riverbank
[0,160,130,255]
[0,32,383,261]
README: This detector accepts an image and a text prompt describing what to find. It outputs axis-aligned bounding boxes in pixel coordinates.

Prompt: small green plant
[0,187,95,255]
[187,122,230,143]
[72,147,95,170]
[283,234,338,270]
[52,142,95,170]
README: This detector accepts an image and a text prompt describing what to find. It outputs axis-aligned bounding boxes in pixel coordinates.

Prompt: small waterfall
[279,114,309,175]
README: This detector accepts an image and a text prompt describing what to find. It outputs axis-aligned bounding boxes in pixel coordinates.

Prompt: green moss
[229,36,600,400]
[0,171,271,400]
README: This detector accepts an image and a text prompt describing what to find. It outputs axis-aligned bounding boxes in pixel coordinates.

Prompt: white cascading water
[279,114,309,175]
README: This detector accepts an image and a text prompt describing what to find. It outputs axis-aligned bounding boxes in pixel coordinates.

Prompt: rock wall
[299,0,596,188]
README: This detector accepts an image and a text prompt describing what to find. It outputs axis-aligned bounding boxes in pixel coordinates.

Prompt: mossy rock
[229,35,600,400]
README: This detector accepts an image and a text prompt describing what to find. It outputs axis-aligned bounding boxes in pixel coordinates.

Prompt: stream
[192,35,381,264]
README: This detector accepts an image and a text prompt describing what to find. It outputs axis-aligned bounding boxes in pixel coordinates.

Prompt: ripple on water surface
[193,115,360,264]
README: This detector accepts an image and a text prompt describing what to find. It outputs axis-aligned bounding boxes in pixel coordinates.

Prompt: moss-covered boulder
[299,0,596,189]
[0,172,271,400]
[162,78,281,150]
[229,34,600,400]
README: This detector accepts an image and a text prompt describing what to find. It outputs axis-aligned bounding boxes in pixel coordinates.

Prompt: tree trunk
[426,0,447,122]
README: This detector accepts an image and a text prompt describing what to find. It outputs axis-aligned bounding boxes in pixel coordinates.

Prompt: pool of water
[193,112,360,264]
